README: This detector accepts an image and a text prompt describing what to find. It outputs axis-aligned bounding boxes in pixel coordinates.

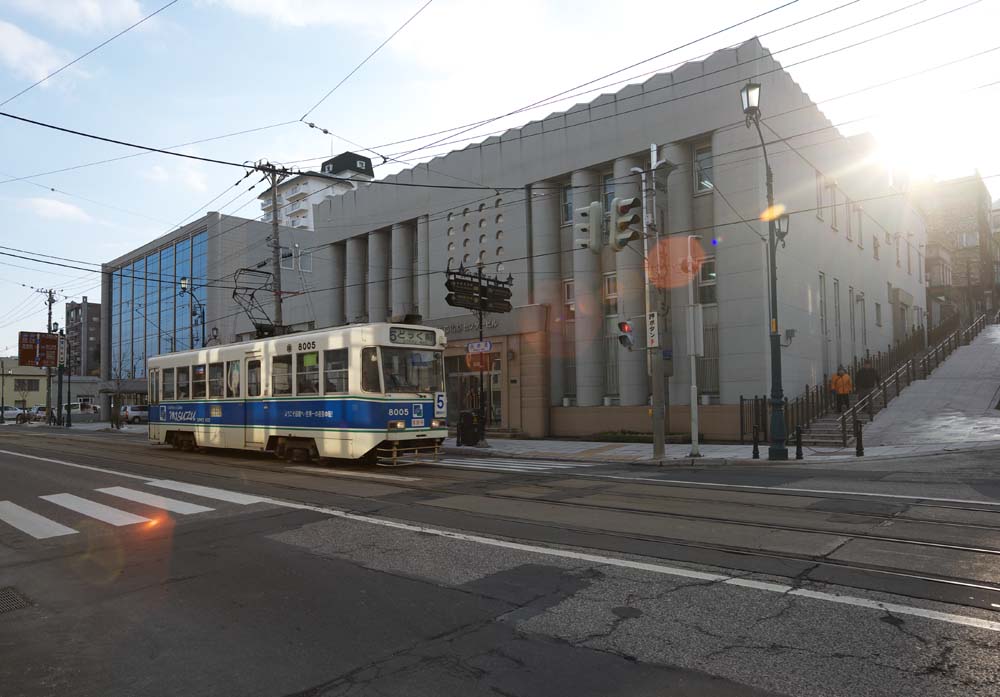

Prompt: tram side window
[247,360,261,397]
[296,352,319,395]
[361,347,381,393]
[150,369,159,405]
[208,362,224,398]
[192,364,207,399]
[177,367,190,399]
[226,360,241,398]
[272,355,293,396]
[162,367,175,400]
[324,349,348,393]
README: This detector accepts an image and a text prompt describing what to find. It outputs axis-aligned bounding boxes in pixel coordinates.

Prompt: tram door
[244,353,264,447]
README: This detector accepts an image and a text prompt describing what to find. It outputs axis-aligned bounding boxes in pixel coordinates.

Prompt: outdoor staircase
[740,312,998,450]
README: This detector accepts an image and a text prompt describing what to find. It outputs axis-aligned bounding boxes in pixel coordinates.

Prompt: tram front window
[380,348,444,394]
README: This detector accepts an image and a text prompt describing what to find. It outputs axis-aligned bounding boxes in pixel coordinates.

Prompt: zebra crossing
[0,480,267,543]
[431,456,604,474]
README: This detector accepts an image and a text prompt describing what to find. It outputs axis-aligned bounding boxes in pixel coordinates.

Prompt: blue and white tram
[147,323,448,465]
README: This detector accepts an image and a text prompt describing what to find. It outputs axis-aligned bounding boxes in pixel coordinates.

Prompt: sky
[0,0,998,353]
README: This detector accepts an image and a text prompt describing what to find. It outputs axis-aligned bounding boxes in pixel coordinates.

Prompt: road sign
[646,312,659,348]
[445,293,481,312]
[445,277,480,295]
[466,340,493,354]
[57,335,67,368]
[483,285,512,301]
[18,332,59,368]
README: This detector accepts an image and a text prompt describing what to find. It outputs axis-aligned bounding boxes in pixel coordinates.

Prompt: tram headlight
[388,420,406,430]
[431,419,446,429]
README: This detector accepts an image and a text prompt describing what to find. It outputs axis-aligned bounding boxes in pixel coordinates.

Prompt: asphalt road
[1,428,999,696]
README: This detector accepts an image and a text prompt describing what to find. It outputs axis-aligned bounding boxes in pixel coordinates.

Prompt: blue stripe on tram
[152,399,436,431]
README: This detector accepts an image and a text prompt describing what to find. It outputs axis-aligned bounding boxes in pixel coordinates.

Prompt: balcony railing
[286,184,309,201]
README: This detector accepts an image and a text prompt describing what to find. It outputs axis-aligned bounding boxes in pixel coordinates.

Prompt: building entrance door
[445,352,502,428]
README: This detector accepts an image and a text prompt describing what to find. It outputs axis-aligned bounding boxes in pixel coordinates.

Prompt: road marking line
[146,480,264,505]
[443,458,586,468]
[603,477,1000,508]
[288,466,420,482]
[266,497,1000,633]
[11,448,1000,631]
[436,463,548,473]
[96,487,214,514]
[40,493,150,526]
[0,448,149,480]
[0,501,77,539]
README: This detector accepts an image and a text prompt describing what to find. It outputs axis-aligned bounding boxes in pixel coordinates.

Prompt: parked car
[121,404,149,424]
[29,406,51,421]
[2,406,26,422]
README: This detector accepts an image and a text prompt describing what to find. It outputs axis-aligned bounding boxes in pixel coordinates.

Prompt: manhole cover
[0,587,31,614]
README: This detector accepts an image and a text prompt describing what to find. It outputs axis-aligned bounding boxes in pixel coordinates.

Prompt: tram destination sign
[18,331,60,368]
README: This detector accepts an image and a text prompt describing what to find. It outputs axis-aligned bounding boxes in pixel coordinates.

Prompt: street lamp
[178,276,206,348]
[742,81,789,461]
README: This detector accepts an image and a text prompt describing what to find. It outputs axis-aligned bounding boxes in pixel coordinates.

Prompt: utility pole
[40,289,55,424]
[258,160,288,334]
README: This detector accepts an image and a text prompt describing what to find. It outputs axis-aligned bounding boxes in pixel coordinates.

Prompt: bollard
[855,419,864,457]
[795,426,803,460]
[752,426,760,459]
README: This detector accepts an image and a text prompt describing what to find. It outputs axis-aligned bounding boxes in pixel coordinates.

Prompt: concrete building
[100,39,927,440]
[306,38,926,439]
[0,358,46,410]
[64,296,101,377]
[259,153,374,230]
[915,174,995,324]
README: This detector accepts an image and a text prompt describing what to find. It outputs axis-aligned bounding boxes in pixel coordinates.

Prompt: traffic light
[573,200,603,254]
[610,197,642,251]
[617,320,634,350]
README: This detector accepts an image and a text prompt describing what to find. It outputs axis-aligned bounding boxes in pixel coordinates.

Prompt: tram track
[5,432,1000,611]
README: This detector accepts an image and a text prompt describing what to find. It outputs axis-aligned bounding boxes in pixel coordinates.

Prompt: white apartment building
[259,152,374,230]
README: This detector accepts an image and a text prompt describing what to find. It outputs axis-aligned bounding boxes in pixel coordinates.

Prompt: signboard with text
[18,332,59,368]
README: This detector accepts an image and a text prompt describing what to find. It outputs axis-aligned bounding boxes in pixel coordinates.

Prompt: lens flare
[760,203,786,222]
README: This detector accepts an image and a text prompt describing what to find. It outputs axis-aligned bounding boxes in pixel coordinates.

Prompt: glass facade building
[109,230,208,379]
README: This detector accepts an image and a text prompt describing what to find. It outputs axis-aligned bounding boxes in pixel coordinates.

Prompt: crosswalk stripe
[0,501,78,539]
[40,493,150,526]
[96,487,214,514]
[146,480,264,505]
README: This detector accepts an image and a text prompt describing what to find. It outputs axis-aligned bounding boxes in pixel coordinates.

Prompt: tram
[147,322,448,465]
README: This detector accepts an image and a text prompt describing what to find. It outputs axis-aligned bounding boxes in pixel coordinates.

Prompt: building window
[848,286,856,345]
[603,273,618,316]
[563,279,575,320]
[829,186,838,230]
[875,302,882,327]
[698,258,718,304]
[895,236,901,267]
[13,378,39,392]
[162,368,175,400]
[907,243,912,274]
[361,347,380,393]
[603,173,615,213]
[694,145,713,193]
[845,199,852,241]
[856,207,863,248]
[176,366,190,400]
[298,249,313,272]
[859,295,867,346]
[918,252,923,283]
[280,246,294,270]
[208,362,224,398]
[562,184,573,223]
[226,360,241,398]
[247,360,261,397]
[815,172,824,220]
[873,236,880,260]
[192,364,207,399]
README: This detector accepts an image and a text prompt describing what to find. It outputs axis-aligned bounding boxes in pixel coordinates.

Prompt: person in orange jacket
[830,365,853,413]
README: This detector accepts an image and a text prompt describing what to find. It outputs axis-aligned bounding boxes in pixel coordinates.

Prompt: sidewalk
[863,325,1000,446]
[443,437,995,464]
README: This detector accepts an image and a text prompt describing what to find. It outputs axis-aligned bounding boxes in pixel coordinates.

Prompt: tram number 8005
[388,408,409,417]
[297,341,316,351]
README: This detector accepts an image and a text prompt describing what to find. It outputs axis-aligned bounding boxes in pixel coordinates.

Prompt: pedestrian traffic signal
[573,200,603,254]
[617,320,635,350]
[610,197,642,251]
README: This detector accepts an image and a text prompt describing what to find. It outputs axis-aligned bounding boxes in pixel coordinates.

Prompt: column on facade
[663,142,693,403]
[571,169,604,406]
[345,236,366,323]
[367,229,390,323]
[416,214,431,319]
[530,182,563,406]
[330,242,346,326]
[612,156,648,406]
[390,221,415,318]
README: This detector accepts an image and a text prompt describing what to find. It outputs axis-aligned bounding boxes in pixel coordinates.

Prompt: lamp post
[742,81,791,461]
[179,276,206,348]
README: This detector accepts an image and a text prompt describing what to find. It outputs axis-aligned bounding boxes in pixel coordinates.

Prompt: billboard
[18,332,61,368]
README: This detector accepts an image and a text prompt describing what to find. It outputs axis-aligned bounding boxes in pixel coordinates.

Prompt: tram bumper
[374,425,447,467]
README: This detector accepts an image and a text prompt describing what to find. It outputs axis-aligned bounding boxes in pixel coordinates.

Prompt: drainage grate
[0,587,31,614]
